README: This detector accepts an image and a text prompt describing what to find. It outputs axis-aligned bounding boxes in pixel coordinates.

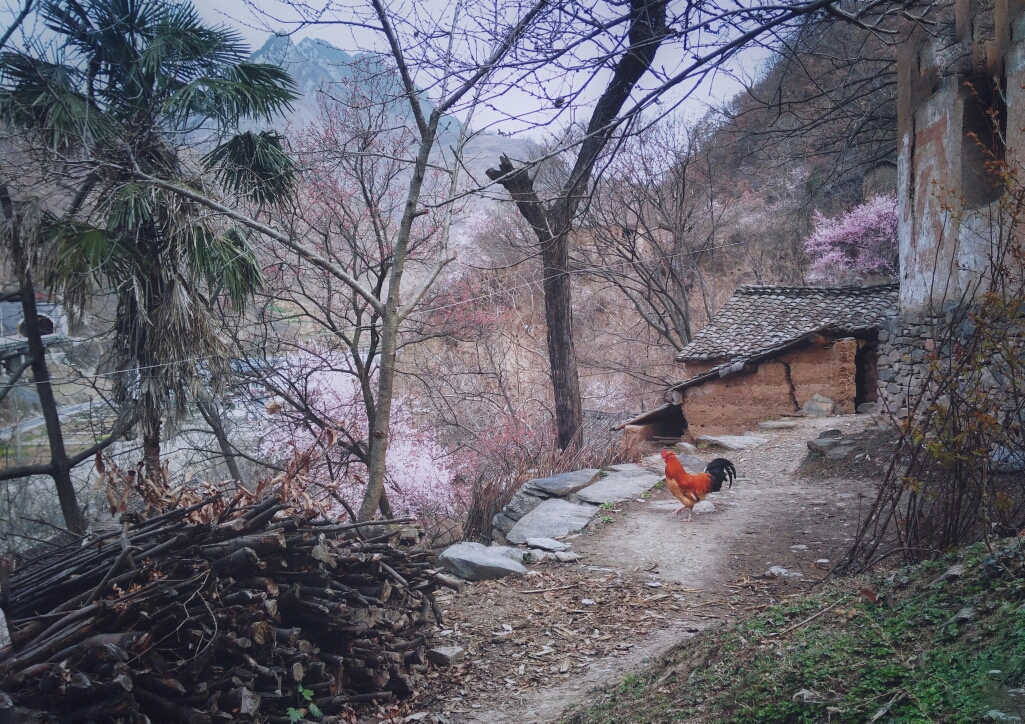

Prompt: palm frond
[203,130,296,205]
[107,183,156,232]
[0,51,106,151]
[145,2,246,77]
[44,221,149,310]
[186,224,264,304]
[168,63,296,127]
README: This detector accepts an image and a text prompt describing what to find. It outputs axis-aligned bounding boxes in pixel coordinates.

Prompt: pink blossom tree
[803,194,899,285]
[258,349,461,534]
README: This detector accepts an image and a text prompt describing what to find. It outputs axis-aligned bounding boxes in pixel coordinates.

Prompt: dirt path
[413,414,884,724]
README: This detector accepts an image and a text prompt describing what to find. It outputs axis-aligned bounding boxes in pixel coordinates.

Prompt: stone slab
[504,491,546,521]
[529,469,600,496]
[643,453,706,475]
[490,545,529,563]
[757,421,798,429]
[525,537,570,551]
[698,434,769,450]
[807,438,839,454]
[492,512,516,534]
[678,454,708,473]
[506,498,598,544]
[427,646,465,666]
[608,463,646,473]
[825,445,856,459]
[802,393,840,417]
[438,542,527,580]
[576,470,662,505]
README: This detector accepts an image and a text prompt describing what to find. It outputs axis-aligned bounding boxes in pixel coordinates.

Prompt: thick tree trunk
[18,269,86,533]
[540,227,583,450]
[358,314,398,522]
[488,0,667,450]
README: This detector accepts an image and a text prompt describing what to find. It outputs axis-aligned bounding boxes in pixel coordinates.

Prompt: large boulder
[506,499,597,544]
[438,542,527,580]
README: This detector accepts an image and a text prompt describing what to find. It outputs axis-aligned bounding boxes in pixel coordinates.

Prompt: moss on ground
[566,541,1025,723]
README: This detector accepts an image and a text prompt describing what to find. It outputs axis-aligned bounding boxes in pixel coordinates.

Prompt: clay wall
[780,338,859,413]
[679,338,860,436]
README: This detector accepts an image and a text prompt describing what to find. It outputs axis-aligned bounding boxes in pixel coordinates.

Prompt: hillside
[567,540,1025,723]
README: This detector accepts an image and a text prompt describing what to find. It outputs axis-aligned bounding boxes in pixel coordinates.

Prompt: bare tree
[579,119,728,352]
[481,0,907,449]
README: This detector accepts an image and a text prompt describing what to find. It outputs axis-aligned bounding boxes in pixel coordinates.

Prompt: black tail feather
[704,458,737,492]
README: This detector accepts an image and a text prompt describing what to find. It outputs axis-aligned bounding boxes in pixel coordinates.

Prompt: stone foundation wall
[875,311,948,417]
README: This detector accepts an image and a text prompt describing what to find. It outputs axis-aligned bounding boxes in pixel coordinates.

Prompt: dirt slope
[415,414,883,724]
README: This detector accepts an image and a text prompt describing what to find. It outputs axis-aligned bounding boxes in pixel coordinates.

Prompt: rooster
[660,450,737,522]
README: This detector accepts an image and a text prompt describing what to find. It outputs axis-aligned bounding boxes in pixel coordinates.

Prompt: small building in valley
[616,284,899,440]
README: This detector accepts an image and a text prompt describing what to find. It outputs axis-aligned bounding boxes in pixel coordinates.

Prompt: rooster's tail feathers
[704,458,737,491]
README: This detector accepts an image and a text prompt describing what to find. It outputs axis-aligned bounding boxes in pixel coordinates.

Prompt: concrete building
[876,0,1025,415]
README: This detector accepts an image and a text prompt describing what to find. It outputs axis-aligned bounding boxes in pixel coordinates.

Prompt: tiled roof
[676,284,899,363]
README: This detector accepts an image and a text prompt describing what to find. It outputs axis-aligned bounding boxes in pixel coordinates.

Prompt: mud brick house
[615,284,898,440]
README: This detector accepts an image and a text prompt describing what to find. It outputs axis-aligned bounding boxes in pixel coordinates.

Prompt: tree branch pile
[0,494,457,722]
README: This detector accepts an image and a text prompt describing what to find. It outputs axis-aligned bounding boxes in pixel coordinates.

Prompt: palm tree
[0,0,297,483]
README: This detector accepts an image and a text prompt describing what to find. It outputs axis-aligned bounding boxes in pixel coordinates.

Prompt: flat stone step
[757,421,798,429]
[643,452,706,475]
[698,434,769,450]
[576,470,662,505]
[506,499,598,544]
[528,468,601,496]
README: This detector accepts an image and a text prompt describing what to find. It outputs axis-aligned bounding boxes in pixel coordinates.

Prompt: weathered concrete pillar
[896,0,1025,315]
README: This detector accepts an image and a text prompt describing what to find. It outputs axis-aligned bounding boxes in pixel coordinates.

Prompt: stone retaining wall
[875,305,1015,417]
[874,309,946,417]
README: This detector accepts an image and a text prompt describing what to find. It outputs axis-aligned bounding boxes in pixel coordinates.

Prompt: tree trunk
[358,314,398,522]
[142,413,162,484]
[487,0,667,450]
[18,269,86,533]
[540,227,583,450]
[196,396,242,482]
[357,110,438,521]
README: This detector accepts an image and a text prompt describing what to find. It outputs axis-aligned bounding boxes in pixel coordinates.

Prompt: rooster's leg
[684,508,693,523]
[673,506,684,517]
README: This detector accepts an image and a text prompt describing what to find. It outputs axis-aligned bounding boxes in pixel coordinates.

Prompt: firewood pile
[0,493,458,723]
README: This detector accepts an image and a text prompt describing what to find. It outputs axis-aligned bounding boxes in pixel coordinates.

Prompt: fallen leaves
[414,562,697,715]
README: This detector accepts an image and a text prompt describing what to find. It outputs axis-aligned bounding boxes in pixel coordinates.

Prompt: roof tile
[676,284,899,363]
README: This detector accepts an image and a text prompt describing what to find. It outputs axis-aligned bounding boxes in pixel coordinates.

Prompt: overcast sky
[195,0,771,138]
[0,0,773,139]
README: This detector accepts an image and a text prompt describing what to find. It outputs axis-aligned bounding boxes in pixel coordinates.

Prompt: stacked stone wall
[875,310,948,417]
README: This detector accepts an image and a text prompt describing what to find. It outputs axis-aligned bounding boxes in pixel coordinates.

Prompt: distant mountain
[249,35,460,142]
[248,34,528,189]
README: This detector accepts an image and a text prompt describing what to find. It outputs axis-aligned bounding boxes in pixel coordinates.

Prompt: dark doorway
[648,403,687,441]
[855,339,879,408]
